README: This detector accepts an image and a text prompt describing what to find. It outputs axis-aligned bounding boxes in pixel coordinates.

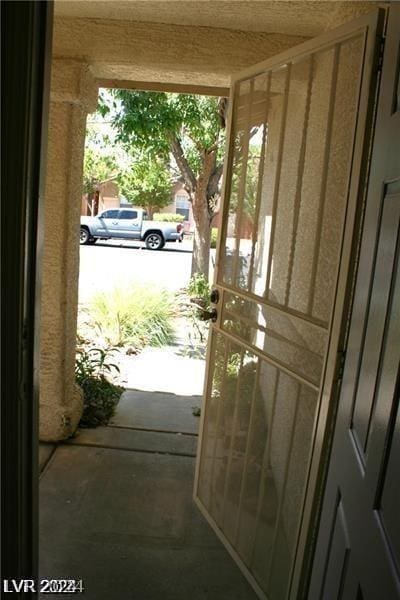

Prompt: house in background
[82,178,198,232]
[81,177,120,216]
[161,181,195,232]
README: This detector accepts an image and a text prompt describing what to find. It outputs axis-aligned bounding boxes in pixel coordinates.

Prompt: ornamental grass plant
[82,284,176,350]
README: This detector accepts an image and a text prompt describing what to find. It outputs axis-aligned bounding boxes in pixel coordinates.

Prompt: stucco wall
[52,1,383,90]
[53,16,307,89]
[40,59,98,441]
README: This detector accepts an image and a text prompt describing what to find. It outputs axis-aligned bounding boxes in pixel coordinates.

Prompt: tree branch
[207,162,223,201]
[182,127,204,156]
[170,136,197,195]
[206,156,224,220]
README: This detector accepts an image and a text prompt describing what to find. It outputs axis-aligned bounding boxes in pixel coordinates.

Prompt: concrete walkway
[39,344,257,600]
[117,325,207,398]
[110,389,200,434]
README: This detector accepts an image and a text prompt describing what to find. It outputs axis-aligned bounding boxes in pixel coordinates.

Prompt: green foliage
[210,228,219,249]
[230,143,261,225]
[83,147,118,195]
[226,352,242,378]
[118,157,172,216]
[186,273,211,306]
[223,294,254,340]
[75,347,124,428]
[153,213,184,223]
[86,285,175,349]
[79,376,123,428]
[75,346,120,382]
[112,91,223,175]
[96,90,113,118]
[177,274,211,351]
[212,344,257,403]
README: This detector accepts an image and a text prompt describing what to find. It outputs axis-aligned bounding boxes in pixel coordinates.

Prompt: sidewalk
[39,340,257,600]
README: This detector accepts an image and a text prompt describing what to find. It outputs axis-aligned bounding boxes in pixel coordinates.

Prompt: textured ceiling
[53,0,386,90]
[54,1,383,38]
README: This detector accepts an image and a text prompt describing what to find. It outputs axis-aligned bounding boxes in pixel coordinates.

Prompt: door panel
[311,187,400,599]
[116,209,141,238]
[220,292,326,385]
[198,331,320,597]
[309,6,400,599]
[2,0,52,584]
[381,393,400,569]
[195,11,384,600]
[219,32,366,325]
[96,209,120,235]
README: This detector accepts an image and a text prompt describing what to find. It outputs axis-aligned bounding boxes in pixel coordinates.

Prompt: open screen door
[194,10,385,600]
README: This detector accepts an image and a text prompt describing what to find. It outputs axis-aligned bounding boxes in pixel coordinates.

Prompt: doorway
[3,4,396,600]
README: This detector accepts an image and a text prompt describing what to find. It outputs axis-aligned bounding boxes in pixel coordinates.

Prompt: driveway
[78,238,215,304]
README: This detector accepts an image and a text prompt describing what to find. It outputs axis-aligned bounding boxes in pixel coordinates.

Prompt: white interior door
[194,10,384,600]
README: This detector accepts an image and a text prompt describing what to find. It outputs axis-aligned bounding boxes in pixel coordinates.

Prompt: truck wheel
[80,227,91,245]
[145,233,164,250]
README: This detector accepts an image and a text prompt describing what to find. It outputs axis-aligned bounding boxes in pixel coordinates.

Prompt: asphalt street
[78,237,214,304]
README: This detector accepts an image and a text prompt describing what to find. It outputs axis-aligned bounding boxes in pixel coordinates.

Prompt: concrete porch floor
[39,388,257,600]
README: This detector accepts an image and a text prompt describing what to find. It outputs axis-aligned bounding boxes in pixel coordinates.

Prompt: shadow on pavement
[86,241,194,254]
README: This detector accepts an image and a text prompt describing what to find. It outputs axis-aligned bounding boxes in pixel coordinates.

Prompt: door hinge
[334,350,346,382]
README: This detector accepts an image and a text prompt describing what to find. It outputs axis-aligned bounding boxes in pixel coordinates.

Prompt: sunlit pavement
[78,237,215,304]
[78,238,193,304]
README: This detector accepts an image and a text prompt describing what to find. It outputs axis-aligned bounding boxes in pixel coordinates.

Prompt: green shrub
[75,347,124,428]
[153,212,185,223]
[75,346,121,381]
[186,273,211,305]
[87,285,175,348]
[177,274,212,347]
[210,227,219,249]
[79,376,123,428]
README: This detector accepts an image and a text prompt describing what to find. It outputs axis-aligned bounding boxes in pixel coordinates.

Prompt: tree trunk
[190,149,221,281]
[191,189,211,280]
[170,138,222,282]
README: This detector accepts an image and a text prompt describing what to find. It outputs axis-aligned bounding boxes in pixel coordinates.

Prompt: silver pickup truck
[80,207,183,250]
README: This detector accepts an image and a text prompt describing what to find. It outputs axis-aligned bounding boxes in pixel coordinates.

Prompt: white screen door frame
[194,9,385,600]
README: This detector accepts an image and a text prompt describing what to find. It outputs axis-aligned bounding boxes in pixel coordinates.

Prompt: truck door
[116,209,141,239]
[97,209,120,236]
